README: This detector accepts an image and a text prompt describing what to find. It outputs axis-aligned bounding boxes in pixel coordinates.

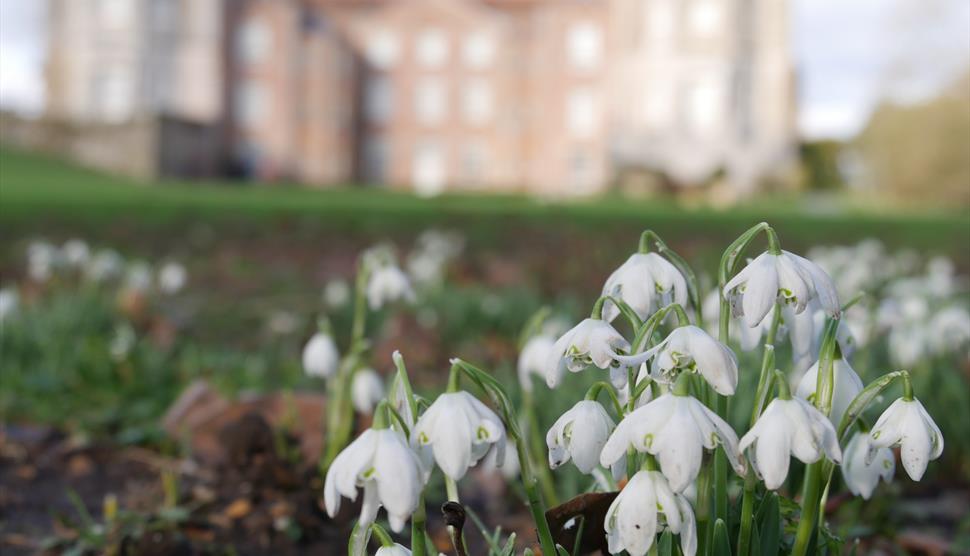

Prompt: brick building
[44,0,798,195]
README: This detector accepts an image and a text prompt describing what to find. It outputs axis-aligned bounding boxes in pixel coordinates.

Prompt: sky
[1,0,968,140]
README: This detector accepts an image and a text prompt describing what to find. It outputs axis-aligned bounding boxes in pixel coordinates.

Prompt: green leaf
[658,529,674,556]
[750,522,762,556]
[837,370,908,438]
[757,493,780,556]
[712,518,732,556]
[347,522,371,556]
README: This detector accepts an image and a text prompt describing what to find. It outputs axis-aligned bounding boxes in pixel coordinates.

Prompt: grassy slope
[1,146,967,257]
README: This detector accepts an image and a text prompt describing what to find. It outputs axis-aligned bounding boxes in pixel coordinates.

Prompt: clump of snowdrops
[315,224,947,556]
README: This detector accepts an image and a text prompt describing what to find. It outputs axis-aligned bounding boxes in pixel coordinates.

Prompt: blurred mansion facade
[37,0,798,195]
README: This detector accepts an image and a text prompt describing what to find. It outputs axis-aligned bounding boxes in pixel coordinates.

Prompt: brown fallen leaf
[545,491,619,555]
[224,498,252,520]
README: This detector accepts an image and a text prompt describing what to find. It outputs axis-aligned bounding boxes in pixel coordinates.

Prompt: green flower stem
[792,462,825,556]
[446,476,460,503]
[447,362,461,393]
[585,381,626,416]
[773,369,791,400]
[369,523,395,548]
[902,373,914,401]
[641,452,659,472]
[591,296,608,319]
[514,432,558,556]
[524,389,559,506]
[411,493,428,556]
[672,371,692,397]
[765,227,782,255]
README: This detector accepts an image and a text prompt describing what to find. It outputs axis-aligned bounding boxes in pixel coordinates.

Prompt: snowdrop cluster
[320,227,946,556]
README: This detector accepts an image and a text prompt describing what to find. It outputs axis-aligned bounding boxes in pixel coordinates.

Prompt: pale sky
[1,0,968,139]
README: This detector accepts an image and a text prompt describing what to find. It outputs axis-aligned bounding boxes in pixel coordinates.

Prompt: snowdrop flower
[517,333,557,392]
[740,396,841,490]
[109,324,136,361]
[62,239,90,267]
[547,400,615,474]
[158,262,187,295]
[412,391,506,481]
[795,356,864,427]
[601,392,744,491]
[0,287,18,323]
[302,331,340,378]
[324,428,424,532]
[366,263,415,310]
[619,325,738,395]
[27,241,57,282]
[323,279,351,307]
[546,319,630,388]
[604,470,697,556]
[724,250,840,328]
[868,397,943,481]
[352,368,385,414]
[85,249,124,283]
[702,290,780,352]
[483,440,520,479]
[928,306,970,355]
[616,363,655,409]
[601,253,688,322]
[125,261,153,292]
[841,431,894,500]
[375,544,411,556]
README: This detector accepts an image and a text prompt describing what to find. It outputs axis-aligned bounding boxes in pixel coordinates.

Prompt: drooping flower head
[724,250,840,328]
[868,397,943,481]
[352,368,385,414]
[795,355,864,428]
[618,325,738,396]
[518,333,557,392]
[739,396,842,490]
[600,393,744,492]
[546,318,631,388]
[604,470,697,556]
[158,261,188,295]
[375,544,412,556]
[363,246,415,310]
[323,428,425,532]
[411,391,506,481]
[547,400,615,474]
[601,253,688,322]
[841,431,894,500]
[303,331,340,378]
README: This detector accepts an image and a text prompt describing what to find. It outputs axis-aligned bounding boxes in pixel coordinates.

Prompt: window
[688,0,721,37]
[461,141,487,183]
[92,68,132,123]
[100,0,133,29]
[365,75,393,124]
[643,83,673,129]
[461,79,492,126]
[566,89,599,138]
[234,81,267,127]
[415,78,447,126]
[686,81,721,133]
[237,20,271,64]
[462,33,495,69]
[567,22,603,70]
[647,0,675,40]
[416,28,449,68]
[366,30,400,69]
[362,136,388,183]
[412,141,446,196]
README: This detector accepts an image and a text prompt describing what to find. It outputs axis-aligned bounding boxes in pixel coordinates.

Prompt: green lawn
[1,146,967,259]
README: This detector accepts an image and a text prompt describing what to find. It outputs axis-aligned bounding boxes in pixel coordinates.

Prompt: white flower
[547,400,615,474]
[841,431,894,500]
[0,287,19,323]
[723,250,840,328]
[62,239,90,267]
[786,301,856,376]
[600,393,744,491]
[85,249,124,283]
[604,470,697,556]
[27,241,57,282]
[324,428,424,532]
[375,544,411,556]
[868,397,943,481]
[158,262,187,295]
[517,334,557,391]
[739,397,842,490]
[302,332,340,378]
[323,279,351,307]
[928,306,970,356]
[795,356,864,427]
[352,368,385,414]
[109,324,136,361]
[125,261,153,292]
[412,391,506,481]
[546,319,630,388]
[367,264,415,310]
[482,440,520,479]
[618,325,738,395]
[601,253,688,322]
[702,290,781,352]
